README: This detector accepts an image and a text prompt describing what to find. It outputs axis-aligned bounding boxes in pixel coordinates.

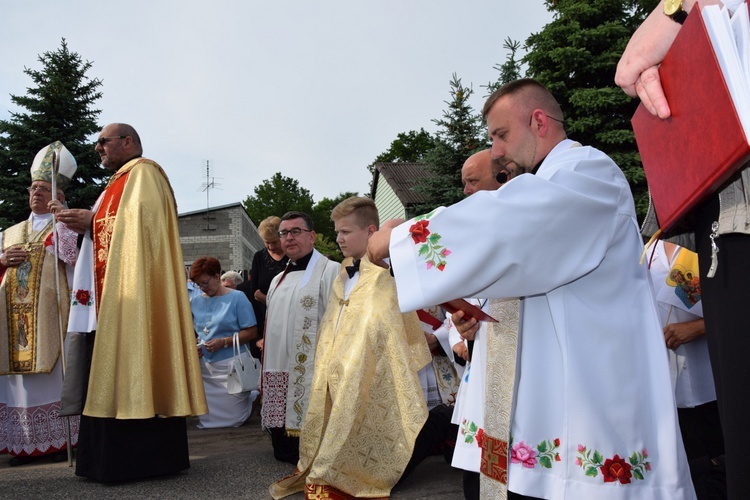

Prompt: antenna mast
[199,160,221,231]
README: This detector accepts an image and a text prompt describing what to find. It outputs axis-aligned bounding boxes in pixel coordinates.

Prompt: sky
[0,1,554,215]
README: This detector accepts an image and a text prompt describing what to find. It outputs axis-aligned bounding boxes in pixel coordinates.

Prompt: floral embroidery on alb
[409,212,451,271]
[575,444,651,484]
[510,437,561,469]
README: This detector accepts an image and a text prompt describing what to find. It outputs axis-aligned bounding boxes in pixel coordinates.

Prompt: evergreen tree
[0,39,104,230]
[523,0,658,219]
[484,38,524,97]
[414,73,484,212]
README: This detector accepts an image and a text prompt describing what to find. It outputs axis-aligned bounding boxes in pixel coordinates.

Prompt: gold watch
[664,0,688,24]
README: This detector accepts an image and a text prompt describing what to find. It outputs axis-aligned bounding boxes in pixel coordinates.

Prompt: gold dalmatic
[1,219,67,374]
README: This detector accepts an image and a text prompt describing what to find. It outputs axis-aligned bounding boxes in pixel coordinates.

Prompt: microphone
[496,170,509,184]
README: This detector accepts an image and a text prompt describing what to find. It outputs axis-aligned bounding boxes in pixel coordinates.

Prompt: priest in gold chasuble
[55,124,207,482]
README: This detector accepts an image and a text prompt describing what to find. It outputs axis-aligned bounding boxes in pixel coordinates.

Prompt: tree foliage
[484,37,524,98]
[524,0,659,219]
[414,73,484,212]
[367,129,436,175]
[243,172,315,225]
[243,172,355,260]
[0,39,105,230]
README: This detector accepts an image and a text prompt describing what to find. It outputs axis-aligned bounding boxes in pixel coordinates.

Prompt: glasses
[96,136,126,146]
[197,277,215,288]
[529,112,564,127]
[27,185,52,194]
[278,228,312,239]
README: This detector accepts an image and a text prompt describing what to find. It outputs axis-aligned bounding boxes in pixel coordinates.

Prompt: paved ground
[1,413,463,499]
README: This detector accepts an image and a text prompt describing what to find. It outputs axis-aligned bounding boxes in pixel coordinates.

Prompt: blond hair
[331,196,379,228]
[258,216,282,240]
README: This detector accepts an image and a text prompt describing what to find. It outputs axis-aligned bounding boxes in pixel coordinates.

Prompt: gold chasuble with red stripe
[83,158,207,419]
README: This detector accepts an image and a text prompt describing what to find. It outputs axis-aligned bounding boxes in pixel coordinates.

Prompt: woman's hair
[189,256,221,281]
[221,270,243,286]
[258,216,282,240]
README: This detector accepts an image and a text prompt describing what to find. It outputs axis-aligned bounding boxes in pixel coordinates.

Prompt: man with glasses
[54,123,207,482]
[368,79,695,499]
[261,211,338,464]
[0,142,79,466]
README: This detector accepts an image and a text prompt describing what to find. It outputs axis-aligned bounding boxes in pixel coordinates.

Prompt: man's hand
[1,246,29,267]
[254,289,267,304]
[452,310,478,342]
[664,318,705,350]
[453,340,469,362]
[367,219,403,266]
[615,4,683,119]
[55,208,95,234]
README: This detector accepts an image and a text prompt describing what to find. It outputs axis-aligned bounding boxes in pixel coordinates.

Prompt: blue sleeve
[233,291,257,328]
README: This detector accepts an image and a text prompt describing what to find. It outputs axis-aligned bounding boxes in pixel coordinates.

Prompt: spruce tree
[0,39,105,230]
[414,73,484,212]
[523,0,658,219]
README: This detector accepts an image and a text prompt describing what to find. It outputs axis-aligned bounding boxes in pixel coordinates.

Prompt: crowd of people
[1,3,745,497]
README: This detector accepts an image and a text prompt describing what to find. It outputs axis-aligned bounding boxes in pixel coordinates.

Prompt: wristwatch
[664,0,688,24]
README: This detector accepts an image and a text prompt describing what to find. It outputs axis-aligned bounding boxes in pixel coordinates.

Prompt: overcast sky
[1,1,553,215]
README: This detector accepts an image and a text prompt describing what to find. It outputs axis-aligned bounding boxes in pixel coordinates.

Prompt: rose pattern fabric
[72,289,93,306]
[576,444,651,483]
[409,212,451,271]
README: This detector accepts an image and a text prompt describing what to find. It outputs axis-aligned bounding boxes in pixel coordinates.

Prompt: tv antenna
[198,160,222,231]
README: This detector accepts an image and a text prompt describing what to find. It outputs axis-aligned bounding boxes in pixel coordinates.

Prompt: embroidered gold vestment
[271,257,431,498]
[83,158,207,419]
[0,219,68,375]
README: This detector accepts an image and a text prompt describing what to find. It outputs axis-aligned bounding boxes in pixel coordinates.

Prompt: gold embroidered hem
[304,483,389,499]
[0,219,68,375]
[270,258,430,499]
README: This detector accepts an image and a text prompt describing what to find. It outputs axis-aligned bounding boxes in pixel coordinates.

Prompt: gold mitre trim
[30,141,77,191]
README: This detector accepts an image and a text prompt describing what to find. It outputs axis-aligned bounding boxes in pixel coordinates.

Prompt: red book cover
[631,6,750,231]
[440,298,498,323]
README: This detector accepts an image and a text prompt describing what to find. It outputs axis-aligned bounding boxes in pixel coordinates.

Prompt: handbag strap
[232,332,244,369]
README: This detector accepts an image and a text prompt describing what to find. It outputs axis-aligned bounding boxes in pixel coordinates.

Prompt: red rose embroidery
[601,454,632,484]
[75,289,91,305]
[409,220,430,244]
[476,428,485,448]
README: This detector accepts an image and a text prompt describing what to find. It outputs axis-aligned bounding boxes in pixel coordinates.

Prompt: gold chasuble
[0,220,68,375]
[271,257,431,499]
[83,158,207,419]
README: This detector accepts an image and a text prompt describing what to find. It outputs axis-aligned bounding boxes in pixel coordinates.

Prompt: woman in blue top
[190,257,258,428]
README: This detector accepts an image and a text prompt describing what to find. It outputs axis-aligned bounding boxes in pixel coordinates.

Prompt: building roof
[370,162,434,206]
[178,202,245,218]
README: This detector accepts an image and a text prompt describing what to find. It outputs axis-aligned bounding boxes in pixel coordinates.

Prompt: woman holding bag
[190,257,258,429]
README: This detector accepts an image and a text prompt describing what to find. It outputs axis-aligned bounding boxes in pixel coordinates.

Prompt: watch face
[664,0,682,16]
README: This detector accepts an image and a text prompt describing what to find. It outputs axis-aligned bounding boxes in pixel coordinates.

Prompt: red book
[631,6,750,231]
[440,299,498,323]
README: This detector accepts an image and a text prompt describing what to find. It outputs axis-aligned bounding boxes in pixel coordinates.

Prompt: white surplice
[648,241,716,408]
[389,139,695,499]
[450,298,488,473]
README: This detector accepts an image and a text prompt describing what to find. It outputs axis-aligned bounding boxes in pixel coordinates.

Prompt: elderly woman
[249,216,289,349]
[190,257,258,428]
[220,270,243,289]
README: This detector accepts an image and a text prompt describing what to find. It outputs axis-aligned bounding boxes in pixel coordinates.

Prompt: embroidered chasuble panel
[93,171,128,315]
[1,220,67,374]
